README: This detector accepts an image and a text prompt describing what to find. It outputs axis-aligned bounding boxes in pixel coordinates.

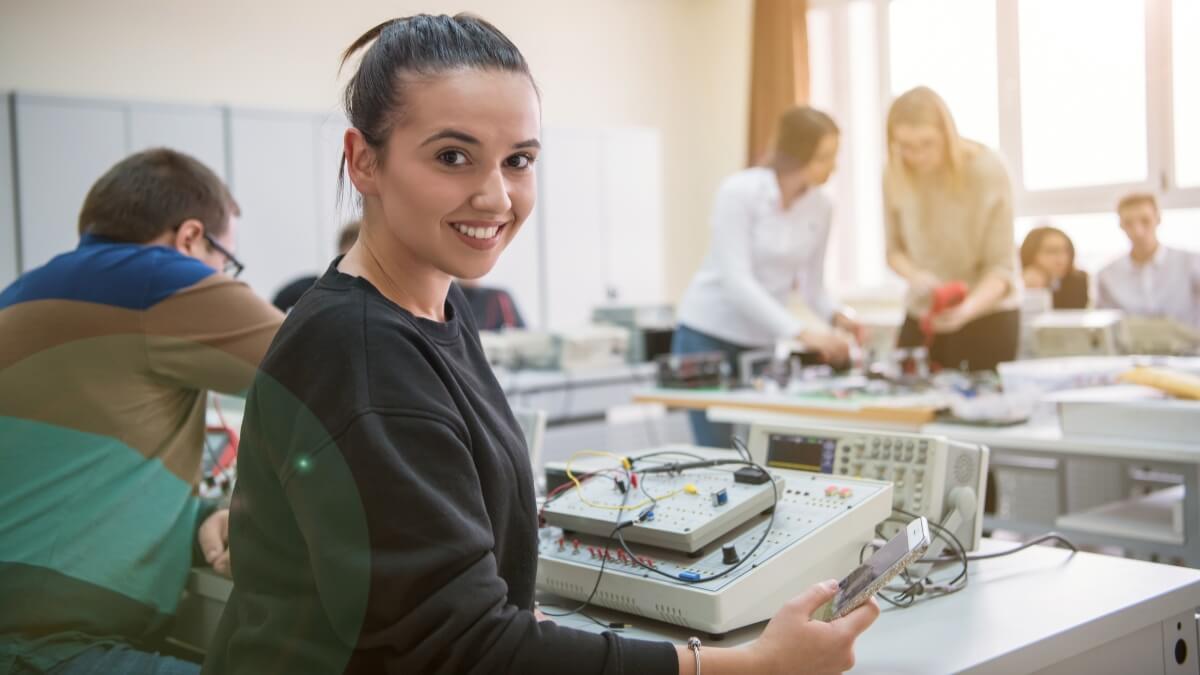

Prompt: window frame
[808,0,1200,217]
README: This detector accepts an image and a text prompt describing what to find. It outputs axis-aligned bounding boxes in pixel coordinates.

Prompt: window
[807,8,836,112]
[806,0,1198,290]
[1174,0,1200,188]
[889,0,1000,149]
[847,1,886,286]
[1017,208,1200,276]
[1017,0,1147,190]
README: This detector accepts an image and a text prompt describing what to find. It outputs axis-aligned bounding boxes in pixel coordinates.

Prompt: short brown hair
[1116,192,1159,215]
[773,106,839,169]
[78,148,239,243]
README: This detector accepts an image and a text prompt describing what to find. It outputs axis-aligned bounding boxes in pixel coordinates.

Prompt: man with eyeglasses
[0,148,282,674]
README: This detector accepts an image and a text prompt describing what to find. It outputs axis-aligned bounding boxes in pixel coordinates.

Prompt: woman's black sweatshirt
[201,261,677,675]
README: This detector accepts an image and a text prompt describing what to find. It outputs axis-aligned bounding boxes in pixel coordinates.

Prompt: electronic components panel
[537,447,892,634]
[541,460,784,553]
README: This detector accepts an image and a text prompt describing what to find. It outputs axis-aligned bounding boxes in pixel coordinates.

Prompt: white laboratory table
[698,398,1200,566]
[545,539,1200,674]
[175,540,1200,674]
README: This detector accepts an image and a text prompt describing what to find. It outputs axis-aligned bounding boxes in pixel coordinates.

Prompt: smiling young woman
[201,14,877,675]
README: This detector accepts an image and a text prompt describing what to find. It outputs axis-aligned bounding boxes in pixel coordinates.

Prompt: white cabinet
[539,128,609,331]
[4,92,664,327]
[483,185,545,328]
[527,126,665,331]
[12,94,232,274]
[128,104,227,181]
[599,127,664,307]
[228,109,352,301]
[315,113,355,266]
[14,95,127,272]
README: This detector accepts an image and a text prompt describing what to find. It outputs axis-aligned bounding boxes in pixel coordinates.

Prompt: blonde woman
[883,87,1020,371]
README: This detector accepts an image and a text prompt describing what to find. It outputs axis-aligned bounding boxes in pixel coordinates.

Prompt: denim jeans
[9,644,200,675]
[669,323,753,449]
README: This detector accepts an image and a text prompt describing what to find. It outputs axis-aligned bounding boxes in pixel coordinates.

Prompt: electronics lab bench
[174,540,1200,674]
[634,386,1200,567]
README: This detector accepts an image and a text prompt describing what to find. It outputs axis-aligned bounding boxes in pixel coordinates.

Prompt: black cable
[923,532,1078,563]
[541,469,633,622]
[628,450,707,465]
[731,435,753,463]
[634,457,753,474]
[615,459,778,585]
[892,507,969,581]
[862,524,921,609]
[866,508,970,609]
[893,507,969,588]
[543,452,780,621]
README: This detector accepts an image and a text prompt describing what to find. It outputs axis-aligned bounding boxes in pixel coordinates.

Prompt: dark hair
[337,14,535,195]
[79,148,239,243]
[1020,225,1076,272]
[773,106,839,169]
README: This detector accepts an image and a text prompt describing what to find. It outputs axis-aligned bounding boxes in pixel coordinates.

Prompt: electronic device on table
[655,352,729,389]
[1121,317,1200,356]
[745,423,988,551]
[479,326,630,371]
[817,517,931,621]
[1032,310,1124,358]
[555,324,631,371]
[479,329,559,370]
[537,446,892,635]
[592,304,676,364]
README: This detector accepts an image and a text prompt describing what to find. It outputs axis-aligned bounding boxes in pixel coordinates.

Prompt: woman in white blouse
[673,106,860,448]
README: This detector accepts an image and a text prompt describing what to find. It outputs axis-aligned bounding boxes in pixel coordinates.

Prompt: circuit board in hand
[541,460,785,554]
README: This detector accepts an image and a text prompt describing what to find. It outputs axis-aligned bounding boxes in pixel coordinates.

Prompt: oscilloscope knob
[722,544,741,565]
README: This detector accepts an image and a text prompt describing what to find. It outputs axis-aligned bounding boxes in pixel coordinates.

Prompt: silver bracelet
[687,636,702,675]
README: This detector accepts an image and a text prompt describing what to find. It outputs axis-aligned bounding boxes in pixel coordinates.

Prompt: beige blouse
[883,143,1021,317]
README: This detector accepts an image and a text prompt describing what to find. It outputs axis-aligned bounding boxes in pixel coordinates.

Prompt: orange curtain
[747,0,810,166]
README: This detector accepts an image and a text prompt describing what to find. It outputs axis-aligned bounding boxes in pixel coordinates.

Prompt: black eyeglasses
[203,233,245,278]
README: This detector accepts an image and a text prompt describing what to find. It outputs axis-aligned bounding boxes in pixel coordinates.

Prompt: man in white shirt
[1097,193,1200,330]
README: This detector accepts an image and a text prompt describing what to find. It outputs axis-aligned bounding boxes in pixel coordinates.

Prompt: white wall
[0,0,754,304]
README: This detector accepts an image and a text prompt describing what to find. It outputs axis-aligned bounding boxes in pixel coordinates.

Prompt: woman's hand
[930,302,974,334]
[738,580,880,674]
[831,312,866,344]
[198,509,232,578]
[799,330,851,365]
[909,270,942,300]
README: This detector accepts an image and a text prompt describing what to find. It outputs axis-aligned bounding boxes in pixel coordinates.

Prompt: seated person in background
[272,220,361,312]
[1097,193,1200,329]
[1020,225,1089,309]
[0,148,283,674]
[456,279,526,330]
